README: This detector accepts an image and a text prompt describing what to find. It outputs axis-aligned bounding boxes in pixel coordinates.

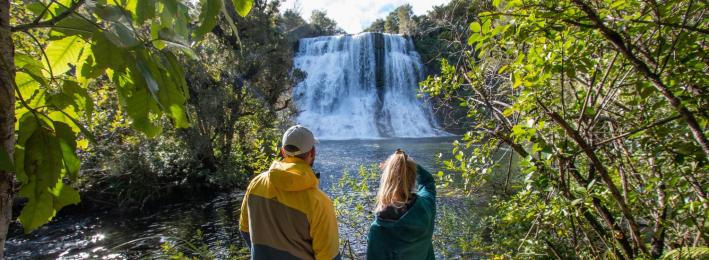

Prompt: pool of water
[5,137,458,259]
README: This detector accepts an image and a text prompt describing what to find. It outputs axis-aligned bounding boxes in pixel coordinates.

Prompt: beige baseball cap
[281,125,318,156]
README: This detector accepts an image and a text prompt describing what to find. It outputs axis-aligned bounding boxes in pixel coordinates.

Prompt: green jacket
[367,165,436,260]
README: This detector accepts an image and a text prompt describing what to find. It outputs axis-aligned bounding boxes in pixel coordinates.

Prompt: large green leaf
[54,122,80,181]
[134,50,189,128]
[162,52,190,128]
[15,72,40,101]
[194,0,223,41]
[95,4,141,48]
[17,193,54,234]
[156,28,197,59]
[43,35,85,76]
[50,182,80,211]
[46,80,94,119]
[125,0,157,24]
[51,15,99,38]
[15,53,47,84]
[17,124,64,233]
[232,0,253,17]
[111,68,163,137]
[89,34,127,72]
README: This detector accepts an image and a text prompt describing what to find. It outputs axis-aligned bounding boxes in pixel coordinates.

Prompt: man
[239,125,340,260]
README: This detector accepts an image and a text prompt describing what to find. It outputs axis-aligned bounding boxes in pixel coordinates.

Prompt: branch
[592,114,681,149]
[11,0,85,32]
[571,0,709,159]
[536,98,648,255]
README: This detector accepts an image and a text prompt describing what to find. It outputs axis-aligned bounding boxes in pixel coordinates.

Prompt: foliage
[364,4,417,35]
[9,0,253,233]
[308,10,345,36]
[661,247,709,259]
[159,229,250,260]
[330,165,380,258]
[422,0,708,258]
[67,0,299,210]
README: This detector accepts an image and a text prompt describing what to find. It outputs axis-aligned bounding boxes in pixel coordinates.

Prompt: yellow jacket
[239,157,340,260]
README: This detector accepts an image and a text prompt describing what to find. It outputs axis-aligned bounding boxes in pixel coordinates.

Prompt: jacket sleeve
[416,165,436,199]
[239,190,251,248]
[310,193,341,260]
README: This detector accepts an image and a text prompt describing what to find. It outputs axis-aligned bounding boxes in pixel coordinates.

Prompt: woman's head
[375,149,417,212]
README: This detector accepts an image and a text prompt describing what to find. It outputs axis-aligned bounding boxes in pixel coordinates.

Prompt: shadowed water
[6,137,457,259]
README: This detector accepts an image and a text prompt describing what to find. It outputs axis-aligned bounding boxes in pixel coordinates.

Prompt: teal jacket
[366,165,436,260]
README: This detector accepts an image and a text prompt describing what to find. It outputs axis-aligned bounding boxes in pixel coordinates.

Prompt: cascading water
[293,32,447,140]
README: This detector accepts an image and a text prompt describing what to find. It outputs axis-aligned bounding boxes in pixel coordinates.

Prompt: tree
[396,4,415,35]
[423,0,708,258]
[384,11,398,33]
[309,9,344,35]
[281,9,307,32]
[0,0,254,256]
[0,1,16,254]
[365,18,385,33]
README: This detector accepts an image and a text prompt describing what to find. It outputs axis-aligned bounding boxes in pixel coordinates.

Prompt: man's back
[239,157,340,260]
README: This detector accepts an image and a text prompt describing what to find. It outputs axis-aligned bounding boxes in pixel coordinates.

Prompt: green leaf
[112,68,163,137]
[159,52,190,128]
[51,15,99,38]
[43,35,85,76]
[15,72,40,100]
[125,0,156,23]
[0,148,13,171]
[96,5,141,48]
[156,28,197,59]
[17,125,64,233]
[15,53,47,84]
[194,0,223,41]
[50,182,81,211]
[470,22,481,33]
[135,53,163,106]
[18,193,54,234]
[661,247,709,259]
[232,0,253,17]
[90,33,127,71]
[54,122,80,181]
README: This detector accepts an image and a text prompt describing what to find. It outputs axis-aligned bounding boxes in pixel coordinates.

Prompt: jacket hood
[268,157,318,191]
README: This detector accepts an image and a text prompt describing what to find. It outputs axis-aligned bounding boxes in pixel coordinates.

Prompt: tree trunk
[0,0,16,258]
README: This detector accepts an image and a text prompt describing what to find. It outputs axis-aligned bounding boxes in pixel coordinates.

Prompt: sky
[280,0,450,34]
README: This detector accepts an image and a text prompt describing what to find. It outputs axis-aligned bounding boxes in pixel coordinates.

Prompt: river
[6,136,458,259]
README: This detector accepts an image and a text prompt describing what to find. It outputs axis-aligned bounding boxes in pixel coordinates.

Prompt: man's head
[281,125,318,166]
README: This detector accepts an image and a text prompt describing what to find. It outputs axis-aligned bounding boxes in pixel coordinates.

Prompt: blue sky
[280,0,450,34]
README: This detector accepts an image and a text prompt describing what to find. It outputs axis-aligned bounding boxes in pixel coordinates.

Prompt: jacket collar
[267,157,318,191]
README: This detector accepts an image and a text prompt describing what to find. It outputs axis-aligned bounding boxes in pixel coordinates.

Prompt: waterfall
[293,32,446,140]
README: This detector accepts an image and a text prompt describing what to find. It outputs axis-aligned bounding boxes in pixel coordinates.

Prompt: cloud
[280,0,449,34]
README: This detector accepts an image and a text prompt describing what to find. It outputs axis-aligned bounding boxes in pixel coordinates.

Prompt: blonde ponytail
[375,149,416,212]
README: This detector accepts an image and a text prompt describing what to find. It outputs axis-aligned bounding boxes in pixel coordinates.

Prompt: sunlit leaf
[43,35,85,76]
[232,0,253,17]
[194,0,223,41]
[17,123,64,233]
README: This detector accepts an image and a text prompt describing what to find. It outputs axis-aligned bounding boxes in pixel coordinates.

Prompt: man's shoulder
[308,188,334,209]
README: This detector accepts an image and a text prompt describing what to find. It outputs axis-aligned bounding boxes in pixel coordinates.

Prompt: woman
[367,149,436,260]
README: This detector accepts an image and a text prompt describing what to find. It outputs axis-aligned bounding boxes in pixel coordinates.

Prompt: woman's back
[367,160,436,260]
